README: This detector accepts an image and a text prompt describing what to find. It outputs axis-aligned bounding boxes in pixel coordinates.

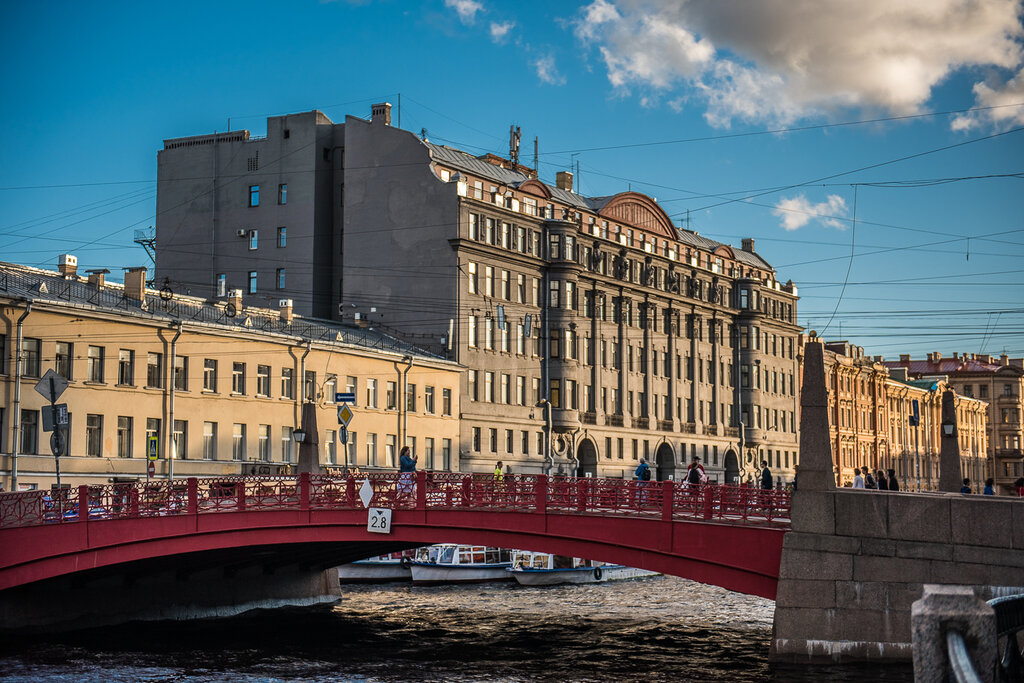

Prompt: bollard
[416,470,427,510]
[299,472,310,510]
[703,486,713,520]
[661,481,674,522]
[534,474,548,514]
[912,584,996,682]
[78,485,89,523]
[187,478,198,515]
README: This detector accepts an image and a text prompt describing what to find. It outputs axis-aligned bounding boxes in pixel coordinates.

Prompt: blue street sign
[339,427,348,445]
[335,392,356,404]
[909,399,920,427]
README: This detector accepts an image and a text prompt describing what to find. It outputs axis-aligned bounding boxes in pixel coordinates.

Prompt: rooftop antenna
[420,128,428,141]
[134,226,156,266]
[533,137,538,179]
[509,125,521,167]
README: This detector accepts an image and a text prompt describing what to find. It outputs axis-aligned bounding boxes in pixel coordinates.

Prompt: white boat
[337,551,414,583]
[507,550,660,586]
[408,544,513,585]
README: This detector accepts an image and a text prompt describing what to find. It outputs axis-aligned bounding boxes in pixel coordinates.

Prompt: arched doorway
[577,439,598,477]
[655,442,675,481]
[724,450,740,484]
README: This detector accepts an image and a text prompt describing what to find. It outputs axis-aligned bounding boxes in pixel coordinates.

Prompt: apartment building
[883,352,1022,494]
[0,258,460,491]
[807,339,989,490]
[156,104,802,481]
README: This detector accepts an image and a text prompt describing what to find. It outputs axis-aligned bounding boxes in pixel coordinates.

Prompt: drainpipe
[394,355,414,453]
[167,321,182,480]
[11,301,32,492]
[299,340,311,404]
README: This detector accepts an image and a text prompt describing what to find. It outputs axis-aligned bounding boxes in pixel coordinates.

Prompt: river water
[1,576,912,682]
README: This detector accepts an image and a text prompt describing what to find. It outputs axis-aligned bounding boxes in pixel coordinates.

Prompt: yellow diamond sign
[337,403,354,427]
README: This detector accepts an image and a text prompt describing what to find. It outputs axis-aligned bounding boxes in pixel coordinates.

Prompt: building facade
[156,105,803,482]
[883,352,1023,495]
[0,258,460,492]
[805,339,990,491]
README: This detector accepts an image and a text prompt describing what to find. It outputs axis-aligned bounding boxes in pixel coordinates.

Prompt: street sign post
[35,370,70,491]
[367,507,393,534]
[34,370,69,404]
[147,436,159,460]
[338,404,354,427]
[148,461,156,477]
[335,392,356,404]
[339,426,348,445]
[41,404,69,432]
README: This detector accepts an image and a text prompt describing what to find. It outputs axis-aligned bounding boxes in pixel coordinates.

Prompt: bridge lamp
[941,419,956,438]
[292,428,307,444]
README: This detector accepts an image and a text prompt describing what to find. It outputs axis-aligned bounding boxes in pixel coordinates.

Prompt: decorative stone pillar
[297,402,322,475]
[911,584,995,682]
[938,390,961,493]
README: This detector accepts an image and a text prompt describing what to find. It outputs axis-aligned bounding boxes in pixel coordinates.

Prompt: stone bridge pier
[770,340,1024,662]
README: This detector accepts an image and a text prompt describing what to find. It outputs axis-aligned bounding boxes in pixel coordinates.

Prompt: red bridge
[1,472,789,625]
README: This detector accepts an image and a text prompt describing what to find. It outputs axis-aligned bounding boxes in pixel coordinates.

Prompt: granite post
[938,390,961,493]
[796,339,835,494]
[296,401,322,475]
[911,584,995,682]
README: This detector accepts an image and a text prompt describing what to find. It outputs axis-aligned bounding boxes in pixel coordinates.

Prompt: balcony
[608,414,625,428]
[723,426,740,438]
[703,424,718,436]
[682,422,697,434]
[582,412,598,425]
[635,417,650,429]
[658,419,674,432]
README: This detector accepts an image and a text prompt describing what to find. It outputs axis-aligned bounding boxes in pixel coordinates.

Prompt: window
[86,414,103,457]
[489,428,498,452]
[472,426,481,451]
[346,432,357,467]
[276,268,286,289]
[249,230,258,250]
[232,423,246,460]
[55,342,73,379]
[467,262,477,294]
[406,383,417,412]
[249,185,259,206]
[0,333,6,375]
[146,352,162,388]
[282,368,295,399]
[386,381,397,410]
[248,271,257,293]
[279,426,292,462]
[517,273,526,303]
[259,424,271,461]
[304,370,316,401]
[366,378,378,408]
[173,419,187,460]
[117,416,132,458]
[203,359,217,392]
[216,273,226,297]
[119,349,134,385]
[205,422,218,460]
[277,226,287,248]
[485,266,494,297]
[366,433,378,466]
[278,183,287,204]
[425,437,435,469]
[468,315,477,348]
[324,375,336,403]
[424,386,435,414]
[232,362,246,394]
[173,356,188,391]
[88,345,104,382]
[20,410,38,455]
[485,372,494,402]
[386,434,397,467]
[256,365,271,396]
[506,429,514,454]
[442,388,452,415]
[324,429,336,464]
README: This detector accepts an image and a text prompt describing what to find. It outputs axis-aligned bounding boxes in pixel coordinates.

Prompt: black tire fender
[594,567,603,581]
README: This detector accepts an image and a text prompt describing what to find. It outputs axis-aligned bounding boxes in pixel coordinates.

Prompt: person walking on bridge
[398,446,417,499]
[635,458,651,505]
[852,468,865,489]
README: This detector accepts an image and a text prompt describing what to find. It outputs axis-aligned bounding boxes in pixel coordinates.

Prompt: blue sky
[2,0,1023,358]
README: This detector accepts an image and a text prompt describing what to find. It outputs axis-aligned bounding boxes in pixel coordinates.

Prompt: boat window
[439,546,455,563]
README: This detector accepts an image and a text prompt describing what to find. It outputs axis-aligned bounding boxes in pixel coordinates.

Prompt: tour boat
[336,550,414,583]
[408,544,514,585]
[507,550,660,586]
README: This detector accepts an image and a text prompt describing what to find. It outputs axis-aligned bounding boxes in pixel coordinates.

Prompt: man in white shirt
[852,467,866,489]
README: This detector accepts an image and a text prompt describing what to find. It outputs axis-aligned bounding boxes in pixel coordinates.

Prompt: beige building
[806,338,989,490]
[0,258,461,491]
[155,105,803,483]
[883,352,1023,494]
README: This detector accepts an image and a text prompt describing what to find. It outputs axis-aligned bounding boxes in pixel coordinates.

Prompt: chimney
[1002,354,1009,366]
[556,171,574,192]
[952,352,958,359]
[86,268,109,288]
[889,367,909,382]
[899,354,910,363]
[371,102,392,126]
[279,299,294,324]
[58,254,78,279]
[123,267,147,302]
[228,288,243,313]
[741,238,755,253]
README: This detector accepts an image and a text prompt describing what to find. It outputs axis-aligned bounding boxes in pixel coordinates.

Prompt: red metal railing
[0,473,790,530]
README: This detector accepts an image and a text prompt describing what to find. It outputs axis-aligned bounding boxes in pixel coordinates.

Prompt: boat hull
[410,562,513,585]
[510,565,659,586]
[337,561,412,584]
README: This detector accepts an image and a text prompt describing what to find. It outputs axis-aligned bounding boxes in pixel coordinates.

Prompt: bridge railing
[0,473,790,530]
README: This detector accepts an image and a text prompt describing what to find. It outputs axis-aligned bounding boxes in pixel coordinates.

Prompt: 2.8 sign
[367,507,393,534]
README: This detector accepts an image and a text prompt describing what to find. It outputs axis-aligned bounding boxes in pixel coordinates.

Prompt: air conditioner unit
[236,229,247,237]
[279,299,293,308]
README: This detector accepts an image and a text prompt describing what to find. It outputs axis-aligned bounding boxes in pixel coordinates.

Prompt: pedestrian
[863,468,876,489]
[983,478,995,496]
[875,469,888,491]
[852,468,865,489]
[398,446,417,497]
[760,460,773,490]
[792,465,799,491]
[493,460,504,481]
[635,457,651,504]
[960,478,971,494]
[1015,477,1024,497]
[686,456,705,489]
[887,469,900,492]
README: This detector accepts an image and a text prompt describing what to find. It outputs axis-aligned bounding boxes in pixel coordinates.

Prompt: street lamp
[292,428,306,444]
[941,419,956,438]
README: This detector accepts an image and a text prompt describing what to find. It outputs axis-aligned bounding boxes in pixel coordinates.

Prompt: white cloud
[573,0,1024,128]
[445,0,483,25]
[490,20,515,42]
[534,55,566,85]
[772,194,848,231]
[951,67,1024,131]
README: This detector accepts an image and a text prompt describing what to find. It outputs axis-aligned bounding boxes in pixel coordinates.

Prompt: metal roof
[0,262,447,362]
